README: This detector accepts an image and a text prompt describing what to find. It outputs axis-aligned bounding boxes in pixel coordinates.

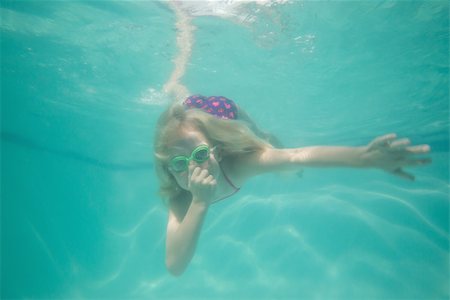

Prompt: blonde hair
[154,102,273,203]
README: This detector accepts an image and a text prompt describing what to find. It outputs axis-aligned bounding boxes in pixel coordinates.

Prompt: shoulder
[223,147,270,183]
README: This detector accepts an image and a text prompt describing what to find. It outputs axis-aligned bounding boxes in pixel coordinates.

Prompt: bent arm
[165,199,208,276]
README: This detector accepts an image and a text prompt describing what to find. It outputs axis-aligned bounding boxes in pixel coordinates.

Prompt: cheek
[172,172,189,190]
[207,157,221,177]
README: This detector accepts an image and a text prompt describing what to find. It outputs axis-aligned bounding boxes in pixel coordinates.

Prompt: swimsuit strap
[220,163,240,191]
[212,163,240,204]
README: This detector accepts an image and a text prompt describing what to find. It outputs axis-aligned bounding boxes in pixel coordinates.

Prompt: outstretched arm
[243,133,431,181]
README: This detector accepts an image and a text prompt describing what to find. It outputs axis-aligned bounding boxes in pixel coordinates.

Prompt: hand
[188,165,217,205]
[362,133,431,181]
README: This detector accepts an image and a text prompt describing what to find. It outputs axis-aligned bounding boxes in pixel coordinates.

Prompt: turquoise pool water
[1,1,449,299]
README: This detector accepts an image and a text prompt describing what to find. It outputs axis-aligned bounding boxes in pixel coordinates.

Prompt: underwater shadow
[1,131,153,171]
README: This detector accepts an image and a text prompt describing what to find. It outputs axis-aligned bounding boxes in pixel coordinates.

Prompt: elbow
[165,256,187,277]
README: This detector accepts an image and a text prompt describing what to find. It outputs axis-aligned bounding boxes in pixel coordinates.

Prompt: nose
[189,159,206,169]
[188,159,200,169]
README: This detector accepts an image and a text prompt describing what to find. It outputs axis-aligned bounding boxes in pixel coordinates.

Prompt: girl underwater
[154,2,431,276]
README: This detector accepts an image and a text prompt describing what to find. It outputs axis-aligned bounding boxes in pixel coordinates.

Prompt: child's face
[167,129,221,191]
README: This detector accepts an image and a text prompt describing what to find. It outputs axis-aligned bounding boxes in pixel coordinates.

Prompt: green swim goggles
[169,144,212,173]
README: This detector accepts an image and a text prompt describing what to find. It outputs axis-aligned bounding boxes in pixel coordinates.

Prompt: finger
[389,138,411,150]
[391,168,415,181]
[190,166,200,179]
[369,133,397,148]
[193,168,208,181]
[405,144,431,154]
[203,175,215,184]
[404,157,432,166]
